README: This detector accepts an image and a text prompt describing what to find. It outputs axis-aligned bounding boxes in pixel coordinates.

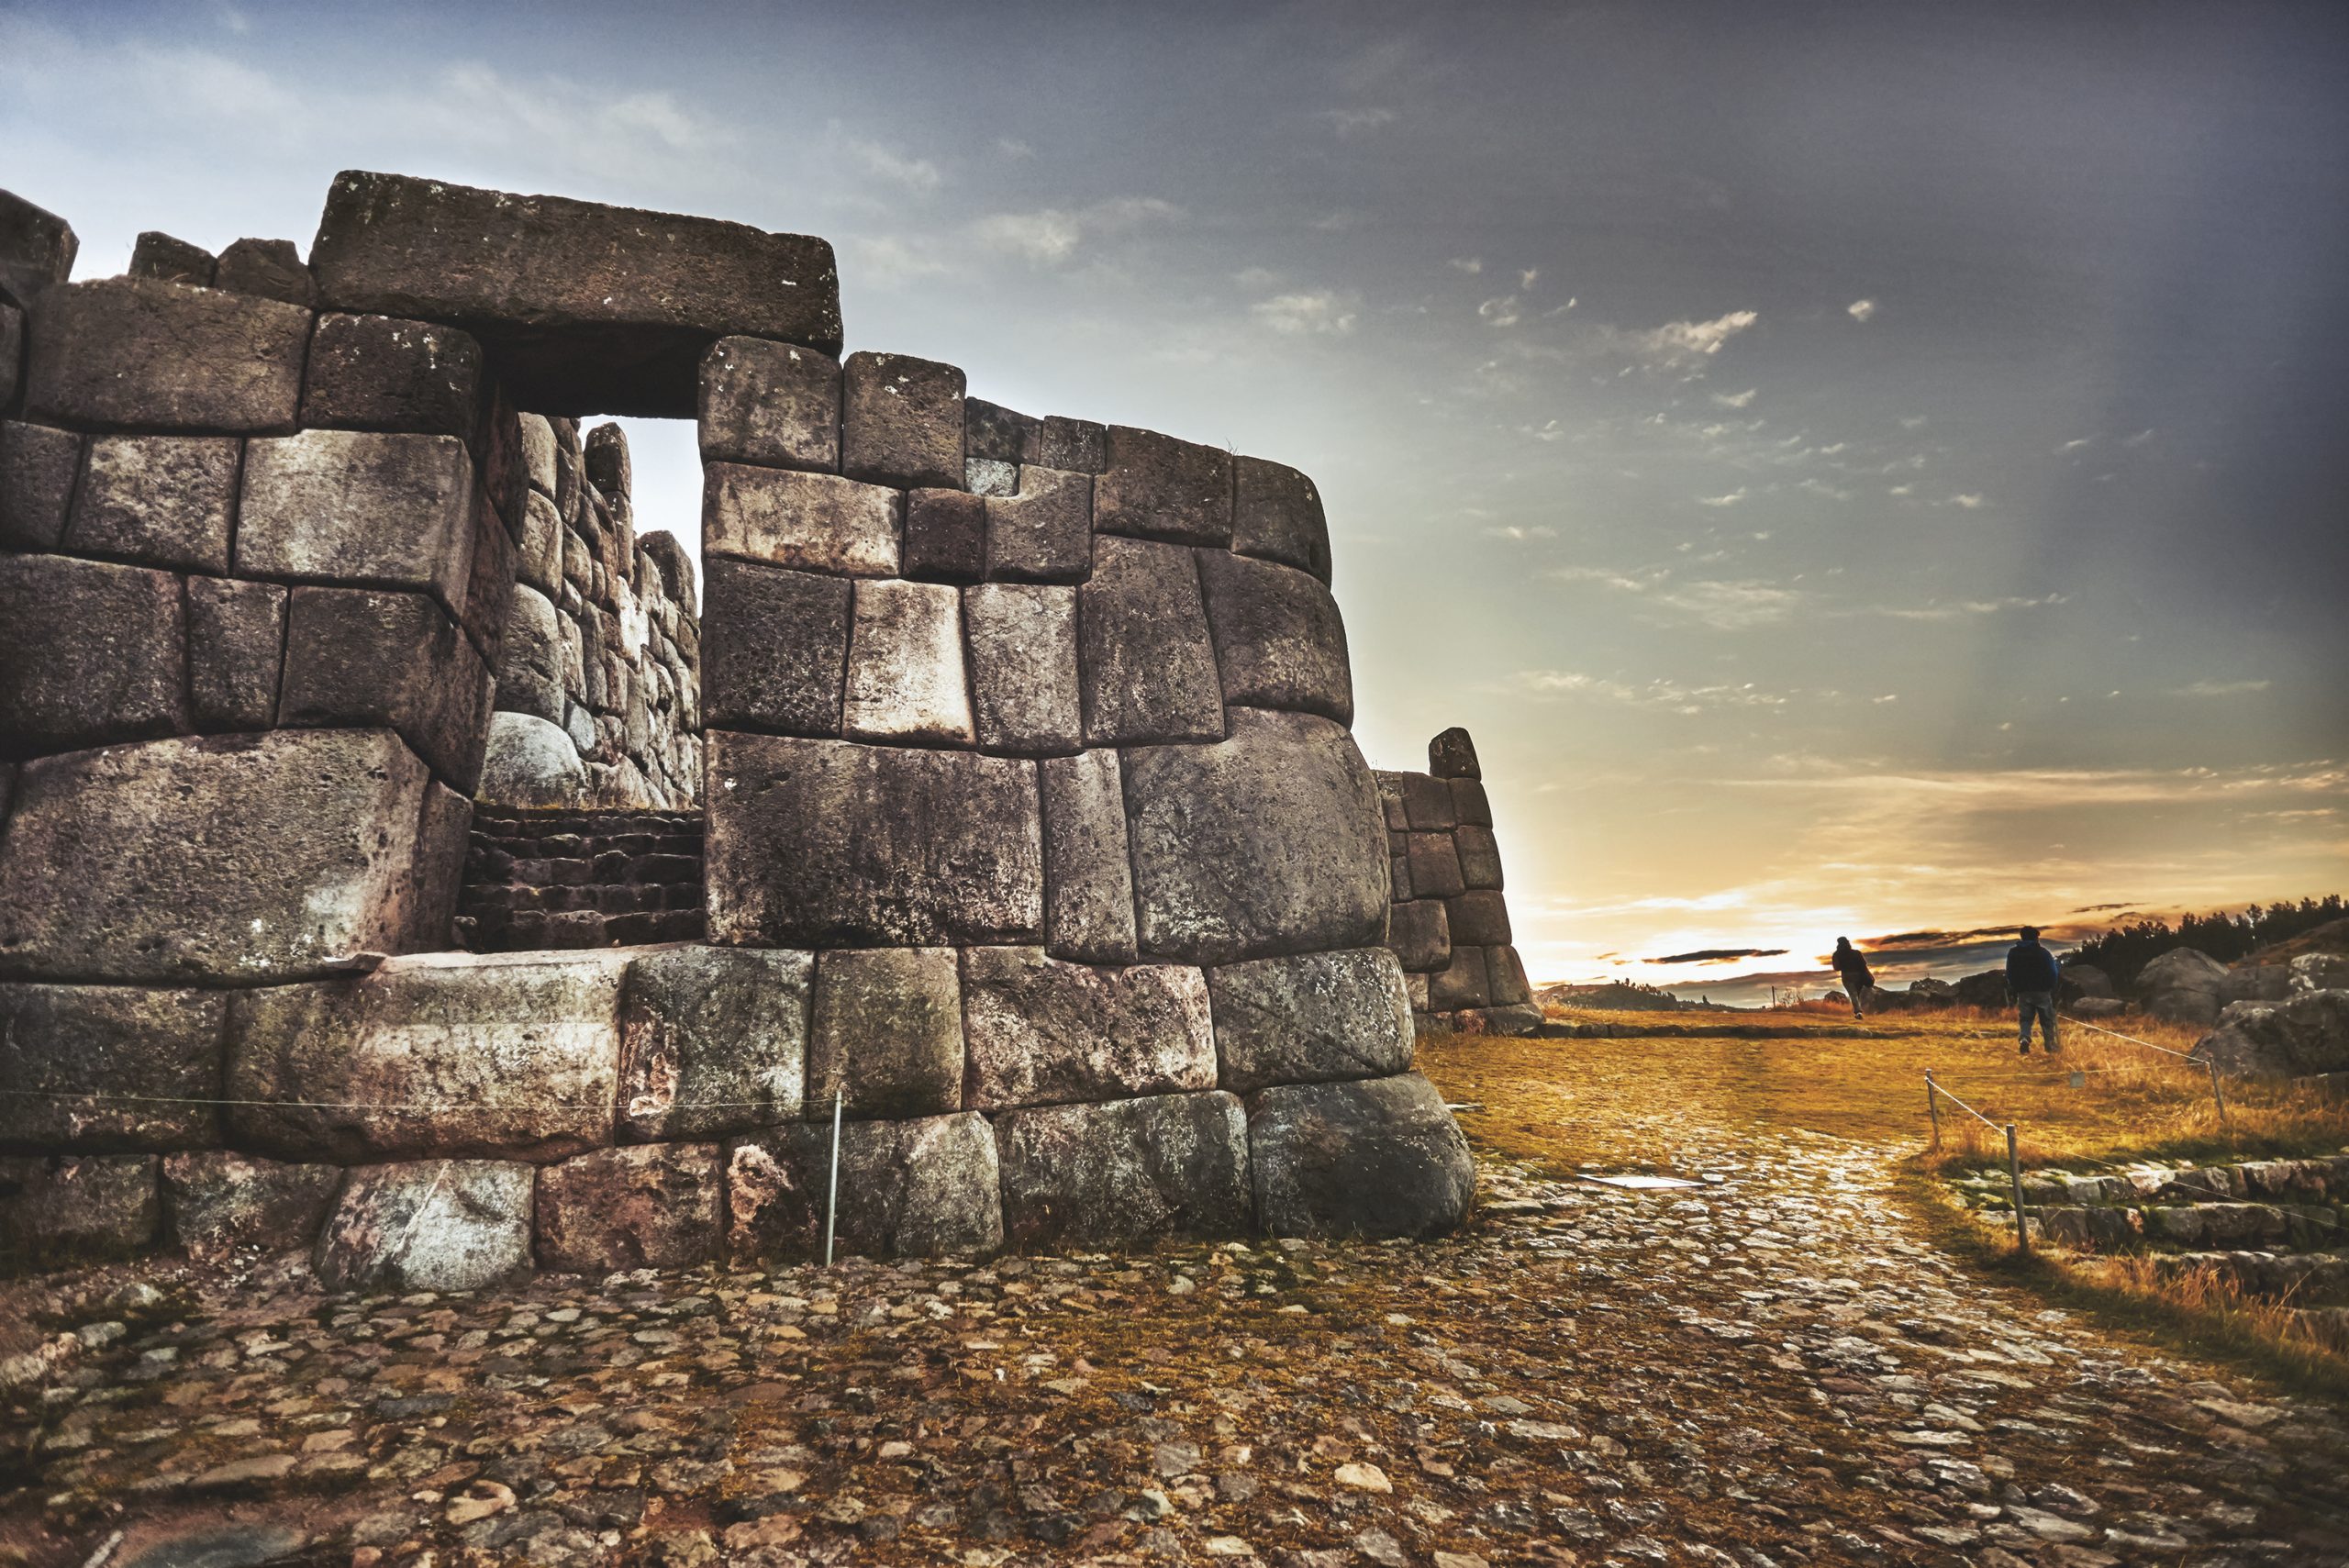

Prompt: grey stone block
[1078,535,1225,746]
[495,582,565,726]
[300,313,484,441]
[25,276,308,432]
[1388,900,1452,973]
[1397,773,1455,830]
[212,237,316,306]
[1406,832,1465,899]
[0,984,225,1152]
[1429,726,1480,779]
[698,337,841,472]
[843,579,974,745]
[0,421,80,550]
[1429,945,1490,1011]
[1449,776,1492,828]
[186,576,287,731]
[963,947,1216,1110]
[476,711,587,808]
[237,429,477,617]
[995,1091,1251,1250]
[1197,550,1353,724]
[310,171,841,416]
[0,187,77,309]
[0,302,14,406]
[518,413,558,496]
[1446,890,1512,946]
[1095,426,1232,547]
[129,230,215,285]
[703,462,900,577]
[1208,948,1414,1094]
[1041,749,1138,963]
[70,435,241,572]
[0,1153,158,1263]
[1038,415,1106,473]
[314,1159,535,1292]
[728,1112,1002,1260]
[985,465,1093,584]
[618,945,811,1141]
[904,488,987,583]
[279,587,494,791]
[1122,708,1390,964]
[1488,945,1533,1007]
[161,1151,343,1261]
[0,554,187,752]
[702,556,851,736]
[536,1143,724,1273]
[966,583,1081,755]
[706,732,1042,947]
[460,482,515,667]
[1248,1073,1474,1239]
[1456,824,1504,890]
[966,396,1040,462]
[841,350,965,490]
[808,948,964,1119]
[1232,456,1331,583]
[967,458,1019,496]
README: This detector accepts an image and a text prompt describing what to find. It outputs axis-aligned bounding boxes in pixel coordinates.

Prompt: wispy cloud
[1594,308,1760,369]
[1320,106,1398,137]
[1847,298,1877,322]
[969,195,1182,265]
[1447,256,1483,274]
[1477,295,1522,327]
[1711,388,1757,409]
[1696,488,1747,507]
[2175,678,2271,697]
[848,235,948,286]
[1518,670,1798,712]
[1947,493,1985,509]
[1252,290,1359,336]
[845,138,941,194]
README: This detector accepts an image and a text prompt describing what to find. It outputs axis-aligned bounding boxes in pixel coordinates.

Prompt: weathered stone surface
[0,299,14,406]
[0,420,80,550]
[185,576,286,731]
[1429,945,1491,1011]
[2142,947,2229,995]
[618,945,810,1141]
[1233,455,1332,583]
[1078,535,1225,746]
[129,230,216,286]
[161,1151,343,1260]
[966,396,1040,462]
[995,1091,1251,1250]
[985,465,1093,584]
[1447,890,1513,947]
[841,351,965,490]
[1249,1073,1473,1239]
[707,733,1043,947]
[966,457,1019,496]
[314,1159,535,1292]
[0,984,224,1152]
[300,313,484,440]
[1197,550,1353,723]
[699,336,841,472]
[1041,749,1138,964]
[1429,727,1481,779]
[227,949,629,1162]
[728,1112,1002,1260]
[536,1142,724,1273]
[703,556,852,737]
[1123,708,1391,964]
[904,487,987,583]
[808,948,964,1119]
[2196,990,2349,1080]
[0,554,188,752]
[237,429,477,615]
[963,947,1216,1109]
[1488,944,1534,1007]
[310,171,841,416]
[1388,899,1453,973]
[1406,832,1466,900]
[494,582,564,726]
[703,463,900,577]
[1038,415,1107,473]
[1449,775,1493,827]
[280,587,494,790]
[1397,773,1456,830]
[0,187,76,307]
[213,237,317,306]
[26,277,309,432]
[965,583,1081,755]
[1208,948,1414,1094]
[0,1154,158,1262]
[476,711,588,807]
[62,434,239,573]
[2292,952,2349,993]
[642,528,696,612]
[844,579,974,744]
[518,413,558,496]
[1455,824,1504,889]
[1095,426,1232,547]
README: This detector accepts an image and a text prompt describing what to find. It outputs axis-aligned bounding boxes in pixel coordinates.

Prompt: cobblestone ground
[5,1118,2347,1566]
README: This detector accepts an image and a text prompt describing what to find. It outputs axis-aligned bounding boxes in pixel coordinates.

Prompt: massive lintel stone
[0,187,78,308]
[226,950,630,1163]
[618,945,810,1141]
[1207,948,1415,1094]
[707,733,1042,947]
[1122,707,1390,964]
[1197,550,1353,724]
[995,1091,1251,1250]
[0,984,225,1153]
[0,729,456,984]
[536,1142,724,1273]
[314,1159,535,1292]
[309,171,841,416]
[0,554,189,754]
[24,277,309,432]
[963,947,1217,1110]
[729,1113,1002,1260]
[1249,1073,1474,1239]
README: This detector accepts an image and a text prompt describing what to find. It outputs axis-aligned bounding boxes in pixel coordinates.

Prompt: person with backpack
[1831,937,1875,1019]
[2006,925,2062,1054]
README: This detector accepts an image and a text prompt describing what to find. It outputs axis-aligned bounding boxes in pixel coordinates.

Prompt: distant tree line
[2065,895,2345,989]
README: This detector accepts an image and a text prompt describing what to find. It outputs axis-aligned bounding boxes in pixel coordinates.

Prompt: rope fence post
[1924,1069,1943,1151]
[2207,1060,2232,1137]
[824,1084,843,1268]
[2005,1123,2030,1254]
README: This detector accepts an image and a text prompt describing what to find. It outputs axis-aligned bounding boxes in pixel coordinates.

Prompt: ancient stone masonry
[1377,728,1543,1038]
[0,172,1473,1283]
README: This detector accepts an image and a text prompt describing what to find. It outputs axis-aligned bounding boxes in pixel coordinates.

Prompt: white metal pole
[824,1084,842,1267]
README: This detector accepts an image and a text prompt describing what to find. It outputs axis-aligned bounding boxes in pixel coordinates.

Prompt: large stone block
[300,313,484,440]
[1094,426,1232,547]
[728,1112,1002,1260]
[536,1143,724,1273]
[310,171,841,416]
[1232,456,1331,583]
[1455,825,1504,889]
[1449,776,1493,827]
[618,945,810,1141]
[808,948,964,1119]
[1429,945,1491,1011]
[1122,708,1390,964]
[518,414,558,496]
[841,351,965,490]
[1397,773,1456,830]
[2196,991,2349,1080]
[214,237,317,306]
[704,463,900,578]
[314,1159,535,1292]
[1429,727,1481,780]
[966,397,1041,462]
[985,465,1092,583]
[0,187,77,308]
[702,556,852,738]
[706,733,1042,947]
[1248,1073,1474,1239]
[237,429,477,617]
[1038,415,1106,474]
[1041,749,1138,964]
[0,421,81,550]
[1388,900,1453,973]
[1078,536,1225,746]
[0,985,224,1152]
[476,711,587,807]
[994,1091,1251,1250]
[963,947,1216,1109]
[1406,832,1465,899]
[1207,948,1414,1094]
[1197,550,1353,724]
[0,299,14,404]
[904,488,987,583]
[161,1151,344,1261]
[226,949,629,1163]
[25,277,308,432]
[1447,890,1513,947]
[0,554,188,753]
[64,435,239,574]
[0,1154,158,1263]
[1488,945,1533,1008]
[698,337,841,472]
[186,576,287,732]
[965,583,1081,755]
[516,490,563,595]
[280,587,494,791]
[129,230,215,285]
[844,579,974,744]
[494,582,564,726]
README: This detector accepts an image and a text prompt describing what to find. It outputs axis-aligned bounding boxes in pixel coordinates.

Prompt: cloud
[1948,493,1985,509]
[1871,594,2066,622]
[1649,948,1789,964]
[1448,256,1484,274]
[2175,679,2271,697]
[1477,295,1521,327]
[1321,106,1398,137]
[848,235,948,286]
[1252,290,1359,336]
[1711,388,1757,409]
[1847,298,1877,322]
[1696,489,1747,507]
[846,138,941,194]
[996,137,1035,160]
[970,195,1181,265]
[1520,267,1540,289]
[1652,579,1805,628]
[1485,524,1558,541]
[2058,437,2094,453]
[1517,670,1797,713]
[2122,428,2155,447]
[1593,309,1760,370]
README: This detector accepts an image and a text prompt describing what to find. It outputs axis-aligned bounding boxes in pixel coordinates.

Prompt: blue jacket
[2006,940,2060,994]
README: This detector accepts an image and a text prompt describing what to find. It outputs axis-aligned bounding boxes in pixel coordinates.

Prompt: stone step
[457,806,704,953]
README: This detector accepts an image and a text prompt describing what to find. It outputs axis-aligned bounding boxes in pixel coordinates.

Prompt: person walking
[2007,925,2062,1055]
[1831,937,1875,1019]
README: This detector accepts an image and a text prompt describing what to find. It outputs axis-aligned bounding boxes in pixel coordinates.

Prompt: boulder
[279,587,494,790]
[2070,996,2128,1018]
[2293,953,2349,994]
[1197,550,1353,724]
[2059,962,2114,1000]
[0,554,189,752]
[65,434,240,573]
[807,948,965,1119]
[314,1159,535,1292]
[226,949,631,1163]
[25,277,308,432]
[0,421,81,550]
[904,488,988,584]
[985,465,1093,584]
[1951,970,2009,1009]
[2195,991,2349,1080]
[0,1154,158,1263]
[995,1091,1252,1250]
[843,580,974,745]
[963,947,1216,1110]
[535,1142,724,1273]
[0,984,224,1152]
[1094,426,1232,547]
[1247,1073,1474,1239]
[728,1112,1002,1260]
[618,945,810,1141]
[703,463,900,577]
[841,351,964,490]
[2139,946,2229,996]
[698,337,841,473]
[1207,948,1414,1094]
[185,577,287,731]
[2220,965,2292,1006]
[2150,988,2223,1027]
[300,313,486,442]
[1038,416,1107,473]
[161,1151,343,1261]
[476,711,588,807]
[1231,456,1331,583]
[701,557,852,737]
[236,429,477,616]
[1040,750,1139,963]
[1078,535,1227,746]
[965,584,1082,755]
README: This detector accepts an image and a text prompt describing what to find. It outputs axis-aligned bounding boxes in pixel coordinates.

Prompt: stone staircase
[455,808,705,951]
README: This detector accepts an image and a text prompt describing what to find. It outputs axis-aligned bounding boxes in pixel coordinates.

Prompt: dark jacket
[2006,940,2060,994]
[1832,946,1874,988]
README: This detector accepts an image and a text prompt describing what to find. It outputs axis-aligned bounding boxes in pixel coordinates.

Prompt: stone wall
[1377,728,1542,1036]
[455,808,705,952]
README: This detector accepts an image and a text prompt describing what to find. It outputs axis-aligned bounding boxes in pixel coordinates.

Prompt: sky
[6,0,2343,1002]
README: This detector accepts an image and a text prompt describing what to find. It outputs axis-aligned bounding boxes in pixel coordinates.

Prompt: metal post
[2208,1062,2232,1137]
[1924,1070,1942,1151]
[824,1084,842,1267]
[2005,1123,2029,1253]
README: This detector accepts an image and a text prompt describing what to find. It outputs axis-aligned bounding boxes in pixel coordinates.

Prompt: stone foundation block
[995,1091,1251,1250]
[0,984,224,1153]
[702,557,852,737]
[314,1158,535,1292]
[0,1154,159,1264]
[985,465,1092,583]
[699,337,841,472]
[0,554,188,752]
[186,576,287,731]
[536,1142,724,1273]
[1388,901,1452,973]
[619,945,810,1140]
[728,1112,1002,1260]
[237,429,477,617]
[844,579,974,745]
[963,947,1216,1110]
[1488,945,1533,1008]
[25,277,308,432]
[704,463,900,578]
[1248,1073,1473,1239]
[300,314,485,441]
[808,948,964,1119]
[1041,749,1138,963]
[842,351,965,490]
[1094,426,1232,547]
[65,434,239,574]
[1078,536,1225,746]
[161,1151,343,1261]
[214,237,317,306]
[1197,550,1353,723]
[1430,946,1491,1011]
[280,587,494,790]
[1232,456,1331,583]
[1446,890,1513,947]
[966,583,1081,755]
[0,421,80,550]
[904,488,987,583]
[1207,948,1414,1094]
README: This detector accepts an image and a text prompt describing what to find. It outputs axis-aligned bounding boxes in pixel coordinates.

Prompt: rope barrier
[2058,1012,2198,1060]
[0,1087,795,1113]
